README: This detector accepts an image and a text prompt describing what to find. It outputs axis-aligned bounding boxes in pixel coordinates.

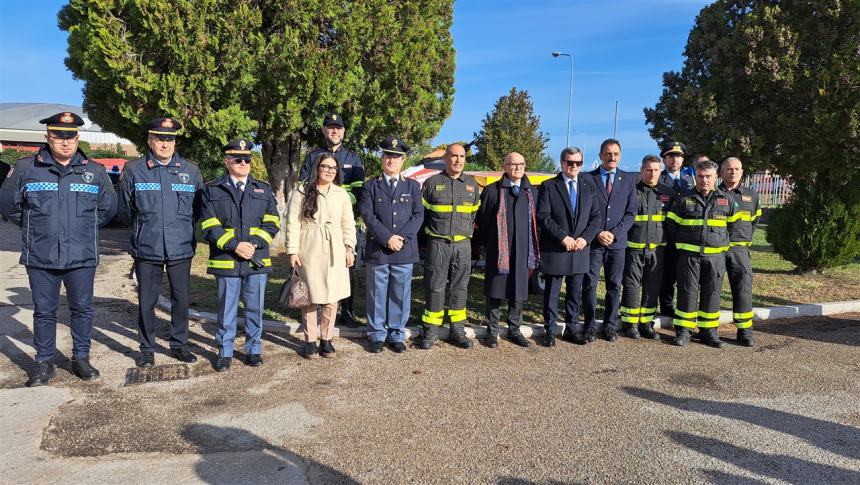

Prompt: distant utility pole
[613,101,619,139]
[552,51,573,147]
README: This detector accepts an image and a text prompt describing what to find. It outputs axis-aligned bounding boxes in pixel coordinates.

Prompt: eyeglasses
[563,159,584,167]
[505,163,526,169]
[47,135,78,144]
[229,158,252,165]
[319,164,338,173]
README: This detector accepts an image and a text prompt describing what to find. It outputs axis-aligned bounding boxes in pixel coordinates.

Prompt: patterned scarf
[497,181,540,275]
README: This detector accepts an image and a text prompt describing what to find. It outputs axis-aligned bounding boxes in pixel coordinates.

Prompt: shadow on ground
[754,314,860,347]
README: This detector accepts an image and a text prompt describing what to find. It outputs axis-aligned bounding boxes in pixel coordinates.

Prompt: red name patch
[254,188,264,193]
[659,195,671,202]
[717,198,728,206]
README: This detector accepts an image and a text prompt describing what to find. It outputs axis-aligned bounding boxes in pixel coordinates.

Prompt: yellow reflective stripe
[207,260,235,269]
[651,214,665,222]
[730,241,752,247]
[697,319,720,328]
[262,214,281,225]
[698,310,720,319]
[635,214,666,222]
[727,212,743,223]
[216,229,235,250]
[448,308,467,322]
[673,318,697,329]
[734,311,754,320]
[640,314,655,323]
[666,211,683,223]
[422,198,453,213]
[261,258,272,267]
[642,307,657,315]
[422,309,444,325]
[455,201,481,213]
[201,217,221,229]
[250,227,273,245]
[634,214,649,222]
[621,306,641,315]
[627,241,646,249]
[752,208,762,220]
[707,219,726,227]
[676,243,728,254]
[675,308,698,319]
[735,320,753,329]
[667,215,726,227]
[621,315,640,324]
[425,228,469,242]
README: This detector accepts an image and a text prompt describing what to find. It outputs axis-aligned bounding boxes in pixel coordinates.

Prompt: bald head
[503,152,526,182]
[443,143,466,177]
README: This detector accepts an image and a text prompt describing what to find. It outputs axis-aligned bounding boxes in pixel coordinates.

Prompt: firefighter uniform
[0,112,117,386]
[666,186,738,347]
[200,140,280,368]
[299,114,365,327]
[720,182,761,346]
[620,181,674,339]
[117,117,204,365]
[419,170,480,349]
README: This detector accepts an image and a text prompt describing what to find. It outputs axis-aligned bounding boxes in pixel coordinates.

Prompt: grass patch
[187,226,860,325]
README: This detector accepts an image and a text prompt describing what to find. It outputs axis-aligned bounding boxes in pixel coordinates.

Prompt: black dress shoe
[72,357,100,381]
[172,348,198,363]
[486,334,498,348]
[605,332,619,342]
[136,351,155,368]
[245,354,263,367]
[303,342,319,359]
[390,341,406,353]
[507,332,530,348]
[320,339,336,358]
[585,331,597,343]
[213,357,232,372]
[369,341,384,353]
[26,361,55,387]
[541,333,556,347]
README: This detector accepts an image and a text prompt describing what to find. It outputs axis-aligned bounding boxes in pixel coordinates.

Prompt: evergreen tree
[473,88,550,171]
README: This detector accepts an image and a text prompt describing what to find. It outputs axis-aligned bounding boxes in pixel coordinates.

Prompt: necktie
[389,178,396,192]
[236,181,244,193]
[568,180,577,213]
[512,185,520,197]
[606,172,613,195]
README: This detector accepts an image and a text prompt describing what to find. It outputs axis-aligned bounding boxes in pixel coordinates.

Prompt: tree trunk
[262,132,302,248]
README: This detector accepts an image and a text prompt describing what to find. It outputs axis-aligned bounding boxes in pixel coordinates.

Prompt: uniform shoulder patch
[466,185,475,193]
[659,194,671,203]
[717,198,728,206]
[253,188,264,193]
[741,195,752,202]
[434,184,446,192]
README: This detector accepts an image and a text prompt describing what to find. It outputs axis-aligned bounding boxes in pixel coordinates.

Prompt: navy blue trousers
[27,266,97,362]
[582,246,625,334]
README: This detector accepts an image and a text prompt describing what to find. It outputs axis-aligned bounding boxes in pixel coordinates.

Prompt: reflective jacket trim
[634,213,665,222]
[730,241,752,247]
[422,198,481,214]
[171,184,196,192]
[425,228,469,242]
[262,214,280,225]
[69,184,100,194]
[201,217,221,229]
[24,182,59,192]
[134,183,161,191]
[676,242,728,254]
[208,260,234,269]
[249,227,273,245]
[216,228,235,250]
[666,211,726,227]
[627,241,666,249]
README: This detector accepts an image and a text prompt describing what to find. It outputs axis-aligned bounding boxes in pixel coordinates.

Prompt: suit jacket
[358,174,423,265]
[659,170,694,194]
[536,174,602,275]
[583,168,638,249]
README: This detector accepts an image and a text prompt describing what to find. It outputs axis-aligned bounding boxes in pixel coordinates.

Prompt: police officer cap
[660,141,687,158]
[322,113,345,128]
[146,117,182,139]
[380,135,409,156]
[223,139,254,160]
[39,111,84,139]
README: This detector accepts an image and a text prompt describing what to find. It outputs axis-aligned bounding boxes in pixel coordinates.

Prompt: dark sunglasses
[563,159,584,167]
[229,158,252,165]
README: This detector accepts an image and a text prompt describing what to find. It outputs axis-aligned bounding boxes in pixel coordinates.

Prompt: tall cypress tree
[472,87,551,171]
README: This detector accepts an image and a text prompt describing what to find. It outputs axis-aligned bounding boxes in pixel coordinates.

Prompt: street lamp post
[552,51,573,148]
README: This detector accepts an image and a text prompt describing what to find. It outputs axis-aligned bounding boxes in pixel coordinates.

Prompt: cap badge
[331,115,337,120]
[239,140,246,150]
[162,119,174,128]
[392,139,398,149]
[60,113,74,123]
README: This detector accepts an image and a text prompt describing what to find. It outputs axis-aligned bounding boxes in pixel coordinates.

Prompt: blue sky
[0,0,711,171]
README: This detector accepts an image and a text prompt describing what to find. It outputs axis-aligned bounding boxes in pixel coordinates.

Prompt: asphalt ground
[0,223,858,484]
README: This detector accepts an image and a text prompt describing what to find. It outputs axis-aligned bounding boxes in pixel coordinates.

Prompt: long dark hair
[301,152,341,220]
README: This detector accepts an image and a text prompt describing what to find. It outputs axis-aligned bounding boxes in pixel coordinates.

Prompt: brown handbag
[278,267,311,308]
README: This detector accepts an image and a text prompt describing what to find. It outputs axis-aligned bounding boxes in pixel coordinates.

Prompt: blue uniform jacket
[300,146,365,206]
[0,146,117,269]
[583,168,638,250]
[357,175,423,265]
[199,174,280,276]
[117,152,204,262]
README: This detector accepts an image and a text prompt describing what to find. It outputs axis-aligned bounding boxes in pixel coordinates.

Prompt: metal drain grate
[124,364,191,386]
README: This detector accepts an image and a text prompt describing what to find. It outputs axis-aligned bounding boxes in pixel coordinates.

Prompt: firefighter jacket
[627,181,675,251]
[718,182,761,246]
[421,171,480,241]
[0,146,117,269]
[117,152,204,261]
[199,174,280,276]
[665,187,738,255]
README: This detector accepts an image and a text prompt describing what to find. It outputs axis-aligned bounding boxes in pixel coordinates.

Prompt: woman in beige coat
[286,152,357,359]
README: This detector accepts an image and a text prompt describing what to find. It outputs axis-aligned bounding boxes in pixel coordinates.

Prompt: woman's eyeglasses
[319,164,338,173]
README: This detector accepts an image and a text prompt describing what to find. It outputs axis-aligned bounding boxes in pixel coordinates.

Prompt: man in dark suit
[581,138,638,342]
[658,141,695,317]
[536,147,602,347]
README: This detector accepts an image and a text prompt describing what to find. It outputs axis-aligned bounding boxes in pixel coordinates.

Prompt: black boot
[701,328,724,348]
[624,323,641,340]
[338,297,360,328]
[639,322,660,340]
[26,361,55,387]
[72,357,100,381]
[506,329,530,348]
[737,328,755,347]
[320,339,336,358]
[542,325,557,347]
[303,341,319,359]
[417,324,438,350]
[673,326,691,347]
[447,322,472,349]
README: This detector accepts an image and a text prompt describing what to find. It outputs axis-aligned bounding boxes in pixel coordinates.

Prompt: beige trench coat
[286,184,357,304]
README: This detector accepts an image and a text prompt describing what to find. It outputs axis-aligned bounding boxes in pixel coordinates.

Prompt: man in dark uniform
[665,159,738,348]
[117,117,204,367]
[357,135,423,353]
[475,152,540,348]
[719,156,761,346]
[581,139,638,342]
[0,112,117,386]
[199,139,280,371]
[299,113,365,327]
[536,147,601,346]
[418,143,480,350]
[620,155,674,340]
[658,141,695,318]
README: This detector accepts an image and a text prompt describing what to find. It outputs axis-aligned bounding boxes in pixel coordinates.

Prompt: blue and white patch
[70,184,100,194]
[171,184,196,192]
[24,182,59,192]
[135,183,162,191]
[82,171,95,183]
